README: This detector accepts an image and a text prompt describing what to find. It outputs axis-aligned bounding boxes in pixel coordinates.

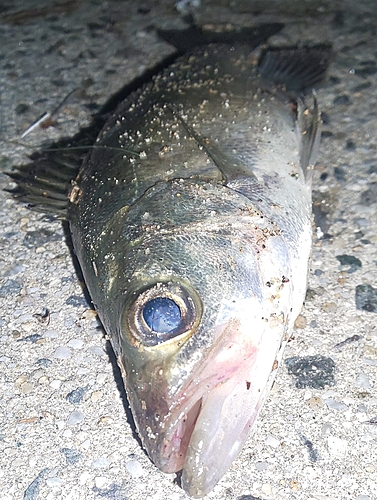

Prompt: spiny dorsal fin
[157,23,284,53]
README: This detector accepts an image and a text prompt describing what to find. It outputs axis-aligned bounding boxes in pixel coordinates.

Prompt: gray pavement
[0,1,376,499]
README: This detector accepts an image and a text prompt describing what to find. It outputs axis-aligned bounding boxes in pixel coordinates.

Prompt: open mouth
[162,397,203,472]
[147,359,274,499]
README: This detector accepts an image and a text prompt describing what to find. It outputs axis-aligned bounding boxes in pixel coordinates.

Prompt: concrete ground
[0,1,376,499]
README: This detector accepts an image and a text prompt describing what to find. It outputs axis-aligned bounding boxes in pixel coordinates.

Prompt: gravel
[1,1,377,499]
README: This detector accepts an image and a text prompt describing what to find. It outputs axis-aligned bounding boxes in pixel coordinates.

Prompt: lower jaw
[153,396,203,473]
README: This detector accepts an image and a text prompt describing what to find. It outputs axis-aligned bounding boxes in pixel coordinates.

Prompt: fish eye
[142,297,181,333]
[122,281,202,347]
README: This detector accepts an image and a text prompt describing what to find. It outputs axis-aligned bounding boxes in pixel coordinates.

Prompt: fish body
[11,26,330,498]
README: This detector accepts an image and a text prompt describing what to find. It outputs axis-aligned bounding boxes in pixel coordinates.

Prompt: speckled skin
[68,41,318,497]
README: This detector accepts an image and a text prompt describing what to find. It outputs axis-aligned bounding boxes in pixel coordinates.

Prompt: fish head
[111,179,294,497]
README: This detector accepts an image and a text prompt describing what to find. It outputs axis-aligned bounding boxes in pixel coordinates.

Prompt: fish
[9,24,331,498]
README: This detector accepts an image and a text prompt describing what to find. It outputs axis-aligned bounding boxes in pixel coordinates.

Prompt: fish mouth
[140,342,279,498]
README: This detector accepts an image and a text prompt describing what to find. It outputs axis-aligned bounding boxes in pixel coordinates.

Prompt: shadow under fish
[8,23,332,498]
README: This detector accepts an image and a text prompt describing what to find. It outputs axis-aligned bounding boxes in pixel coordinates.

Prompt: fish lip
[157,396,203,473]
[145,362,242,473]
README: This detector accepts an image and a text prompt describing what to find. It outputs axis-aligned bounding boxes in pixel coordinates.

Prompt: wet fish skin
[9,26,331,498]
[66,36,327,496]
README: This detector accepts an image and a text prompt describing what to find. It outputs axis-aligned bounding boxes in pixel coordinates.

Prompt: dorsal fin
[258,44,332,92]
[157,23,284,53]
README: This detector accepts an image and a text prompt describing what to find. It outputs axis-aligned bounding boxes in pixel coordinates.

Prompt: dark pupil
[142,297,181,333]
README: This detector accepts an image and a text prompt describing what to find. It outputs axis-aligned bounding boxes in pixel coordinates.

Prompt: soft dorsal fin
[258,44,332,92]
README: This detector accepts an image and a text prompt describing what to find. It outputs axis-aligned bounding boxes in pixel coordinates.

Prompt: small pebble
[67,339,84,349]
[125,459,144,477]
[79,471,91,485]
[36,358,52,368]
[66,386,89,405]
[285,355,336,389]
[255,461,268,471]
[324,398,348,411]
[261,483,272,496]
[289,480,300,491]
[81,439,91,450]
[44,330,58,339]
[67,411,85,426]
[321,423,332,436]
[53,347,71,359]
[91,390,103,403]
[355,284,377,312]
[300,434,320,460]
[357,404,367,413]
[15,102,30,114]
[89,346,105,357]
[327,436,347,458]
[334,334,361,350]
[46,477,62,487]
[363,345,377,357]
[96,373,107,385]
[66,295,88,307]
[17,334,43,343]
[355,372,372,390]
[334,166,347,182]
[15,374,28,387]
[0,279,21,298]
[333,94,350,105]
[359,183,377,205]
[23,228,57,248]
[92,457,110,469]
[306,397,323,410]
[20,382,33,394]
[98,416,114,425]
[50,379,62,389]
[294,315,307,329]
[23,469,50,500]
[82,309,97,320]
[265,435,280,448]
[321,301,337,312]
[336,254,362,273]
[60,448,82,465]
